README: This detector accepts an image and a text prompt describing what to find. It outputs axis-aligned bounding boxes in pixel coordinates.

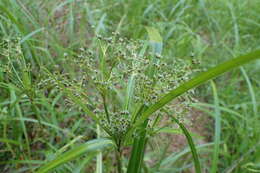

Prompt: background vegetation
[0,0,260,172]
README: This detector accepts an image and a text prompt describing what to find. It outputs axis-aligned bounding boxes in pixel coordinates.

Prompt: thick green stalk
[116,148,123,173]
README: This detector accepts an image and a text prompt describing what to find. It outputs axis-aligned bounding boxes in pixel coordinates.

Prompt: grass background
[0,0,260,172]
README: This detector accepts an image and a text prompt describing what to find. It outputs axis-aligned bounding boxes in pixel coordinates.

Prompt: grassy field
[0,0,260,172]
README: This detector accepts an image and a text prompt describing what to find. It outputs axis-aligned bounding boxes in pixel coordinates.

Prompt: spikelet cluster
[12,33,199,138]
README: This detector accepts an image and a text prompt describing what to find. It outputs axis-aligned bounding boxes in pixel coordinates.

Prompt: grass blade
[19,27,45,44]
[127,106,149,173]
[136,50,260,125]
[145,26,163,54]
[127,121,148,173]
[192,103,245,120]
[240,67,257,117]
[0,117,75,137]
[224,141,260,173]
[124,74,136,111]
[170,115,201,173]
[36,138,114,173]
[210,81,221,173]
[96,125,103,173]
[161,143,215,167]
[73,152,97,173]
[9,87,31,157]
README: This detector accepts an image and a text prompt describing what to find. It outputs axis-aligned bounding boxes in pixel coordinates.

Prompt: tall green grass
[1,0,260,172]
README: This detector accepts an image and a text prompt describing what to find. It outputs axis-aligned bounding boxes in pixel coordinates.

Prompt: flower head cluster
[41,33,199,138]
[0,37,31,87]
[99,110,131,138]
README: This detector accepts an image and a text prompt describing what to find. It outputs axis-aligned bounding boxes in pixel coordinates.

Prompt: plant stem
[102,94,110,123]
[116,142,122,173]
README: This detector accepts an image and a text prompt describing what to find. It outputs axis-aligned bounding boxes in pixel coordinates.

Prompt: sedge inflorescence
[0,34,200,140]
[42,33,200,139]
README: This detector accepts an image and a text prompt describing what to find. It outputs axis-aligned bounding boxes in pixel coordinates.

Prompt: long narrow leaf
[170,115,201,173]
[96,125,103,173]
[127,121,148,173]
[240,67,257,117]
[145,26,163,54]
[124,74,136,111]
[136,50,260,125]
[19,27,45,44]
[210,81,221,173]
[127,106,148,173]
[161,143,215,167]
[192,103,245,120]
[36,138,114,173]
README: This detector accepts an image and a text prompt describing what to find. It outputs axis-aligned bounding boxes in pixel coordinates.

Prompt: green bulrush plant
[0,0,259,172]
[37,33,199,172]
[37,32,260,172]
[4,35,259,173]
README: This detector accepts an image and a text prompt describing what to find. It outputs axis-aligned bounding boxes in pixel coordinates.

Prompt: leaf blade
[170,115,201,173]
[136,50,260,125]
[210,81,221,173]
[36,138,114,173]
